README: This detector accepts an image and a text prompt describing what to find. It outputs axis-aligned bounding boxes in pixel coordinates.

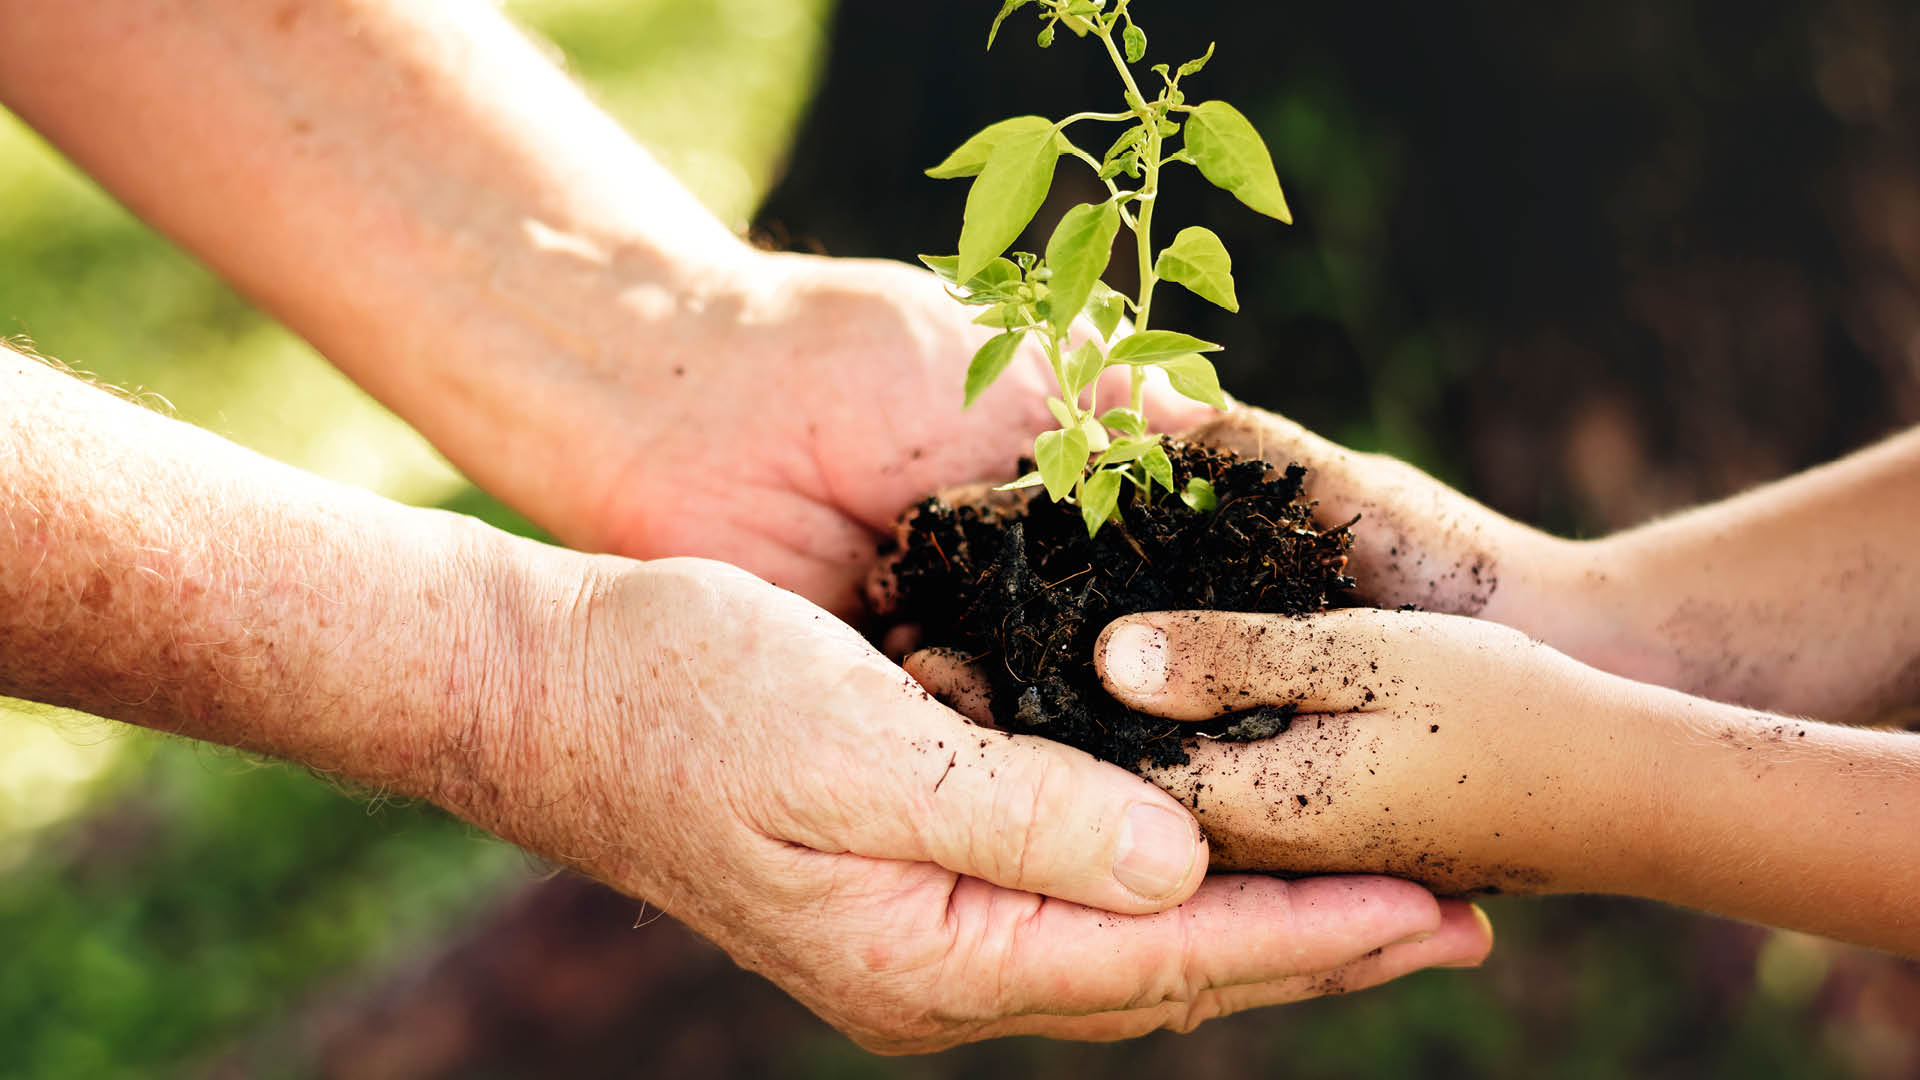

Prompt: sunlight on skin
[0,0,831,859]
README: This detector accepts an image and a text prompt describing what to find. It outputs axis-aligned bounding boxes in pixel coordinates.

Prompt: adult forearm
[0,350,539,803]
[0,0,752,547]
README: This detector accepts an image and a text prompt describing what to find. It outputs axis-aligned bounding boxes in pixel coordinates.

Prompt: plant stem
[1041,330,1080,426]
[1095,23,1162,416]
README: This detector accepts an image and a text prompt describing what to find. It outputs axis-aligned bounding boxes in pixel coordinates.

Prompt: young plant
[923,0,1292,535]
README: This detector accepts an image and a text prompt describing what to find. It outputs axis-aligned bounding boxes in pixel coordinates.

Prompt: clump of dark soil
[888,441,1355,770]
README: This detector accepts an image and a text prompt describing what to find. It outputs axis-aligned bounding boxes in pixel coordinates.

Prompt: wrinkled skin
[574,254,1217,618]
[457,555,1493,1052]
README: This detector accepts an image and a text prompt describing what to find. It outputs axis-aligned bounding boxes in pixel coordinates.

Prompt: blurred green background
[3,0,1917,1076]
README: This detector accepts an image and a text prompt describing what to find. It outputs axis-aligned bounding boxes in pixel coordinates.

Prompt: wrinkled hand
[461,554,1491,1052]
[553,253,1214,617]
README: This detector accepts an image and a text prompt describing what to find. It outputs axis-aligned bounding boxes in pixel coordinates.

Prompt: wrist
[1511,533,1687,693]
[1479,656,1677,896]
[409,512,600,827]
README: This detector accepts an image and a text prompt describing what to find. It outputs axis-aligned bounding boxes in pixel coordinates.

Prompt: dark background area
[762,0,1920,537]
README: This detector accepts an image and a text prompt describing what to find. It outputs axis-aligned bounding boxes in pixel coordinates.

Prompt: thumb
[1096,609,1450,720]
[819,665,1208,914]
[904,718,1209,914]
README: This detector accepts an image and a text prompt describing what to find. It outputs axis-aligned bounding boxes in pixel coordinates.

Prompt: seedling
[922,0,1292,535]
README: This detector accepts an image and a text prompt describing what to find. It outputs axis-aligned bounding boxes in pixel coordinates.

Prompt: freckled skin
[3,357,1498,1053]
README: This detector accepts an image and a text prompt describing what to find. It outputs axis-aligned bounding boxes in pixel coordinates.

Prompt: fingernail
[1113,802,1197,900]
[1439,905,1495,968]
[1104,622,1168,696]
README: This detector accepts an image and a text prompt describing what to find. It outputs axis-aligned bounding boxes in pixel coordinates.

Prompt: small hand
[467,555,1490,1051]
[1181,408,1573,619]
[1083,607,1644,896]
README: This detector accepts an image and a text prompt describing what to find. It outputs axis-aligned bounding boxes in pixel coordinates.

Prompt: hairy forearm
[1562,428,1920,724]
[0,350,534,801]
[0,0,751,547]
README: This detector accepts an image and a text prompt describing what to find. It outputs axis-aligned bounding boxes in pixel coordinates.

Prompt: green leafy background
[3,0,1917,1076]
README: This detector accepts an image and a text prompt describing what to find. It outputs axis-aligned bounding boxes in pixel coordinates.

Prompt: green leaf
[1035,427,1090,502]
[1043,201,1120,334]
[1103,123,1147,163]
[971,301,1027,328]
[1181,476,1218,512]
[921,255,1022,304]
[1094,435,1154,467]
[926,115,1062,180]
[1059,12,1093,36]
[1141,443,1175,492]
[1099,406,1146,436]
[958,122,1062,282]
[1108,329,1223,365]
[1087,283,1128,342]
[1036,22,1055,47]
[1178,42,1216,78]
[968,257,1023,293]
[1067,340,1106,395]
[1159,353,1229,410]
[1080,468,1123,535]
[1046,396,1076,429]
[1122,24,1147,62]
[995,470,1046,491]
[963,331,1022,408]
[919,253,962,282]
[986,0,1033,49]
[1154,225,1239,312]
[1184,100,1293,223]
[1078,414,1111,453]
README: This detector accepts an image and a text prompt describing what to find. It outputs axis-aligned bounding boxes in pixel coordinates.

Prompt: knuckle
[985,751,1057,887]
[1165,996,1227,1034]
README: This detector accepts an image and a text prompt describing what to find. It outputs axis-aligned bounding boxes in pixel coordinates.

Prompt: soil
[887,441,1356,770]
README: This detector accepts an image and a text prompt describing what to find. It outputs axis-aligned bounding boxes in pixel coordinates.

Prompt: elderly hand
[528,252,1214,618]
[451,552,1492,1050]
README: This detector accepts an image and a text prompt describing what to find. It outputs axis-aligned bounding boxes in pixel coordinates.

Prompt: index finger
[946,872,1458,1021]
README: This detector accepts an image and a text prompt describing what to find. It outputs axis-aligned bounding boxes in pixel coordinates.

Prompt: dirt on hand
[887,442,1355,770]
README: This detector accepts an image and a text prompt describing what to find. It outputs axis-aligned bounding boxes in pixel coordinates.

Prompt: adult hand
[526,252,1215,619]
[460,553,1492,1051]
[0,2,1213,623]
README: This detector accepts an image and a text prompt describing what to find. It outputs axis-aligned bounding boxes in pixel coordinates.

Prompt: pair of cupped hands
[472,252,1589,1051]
